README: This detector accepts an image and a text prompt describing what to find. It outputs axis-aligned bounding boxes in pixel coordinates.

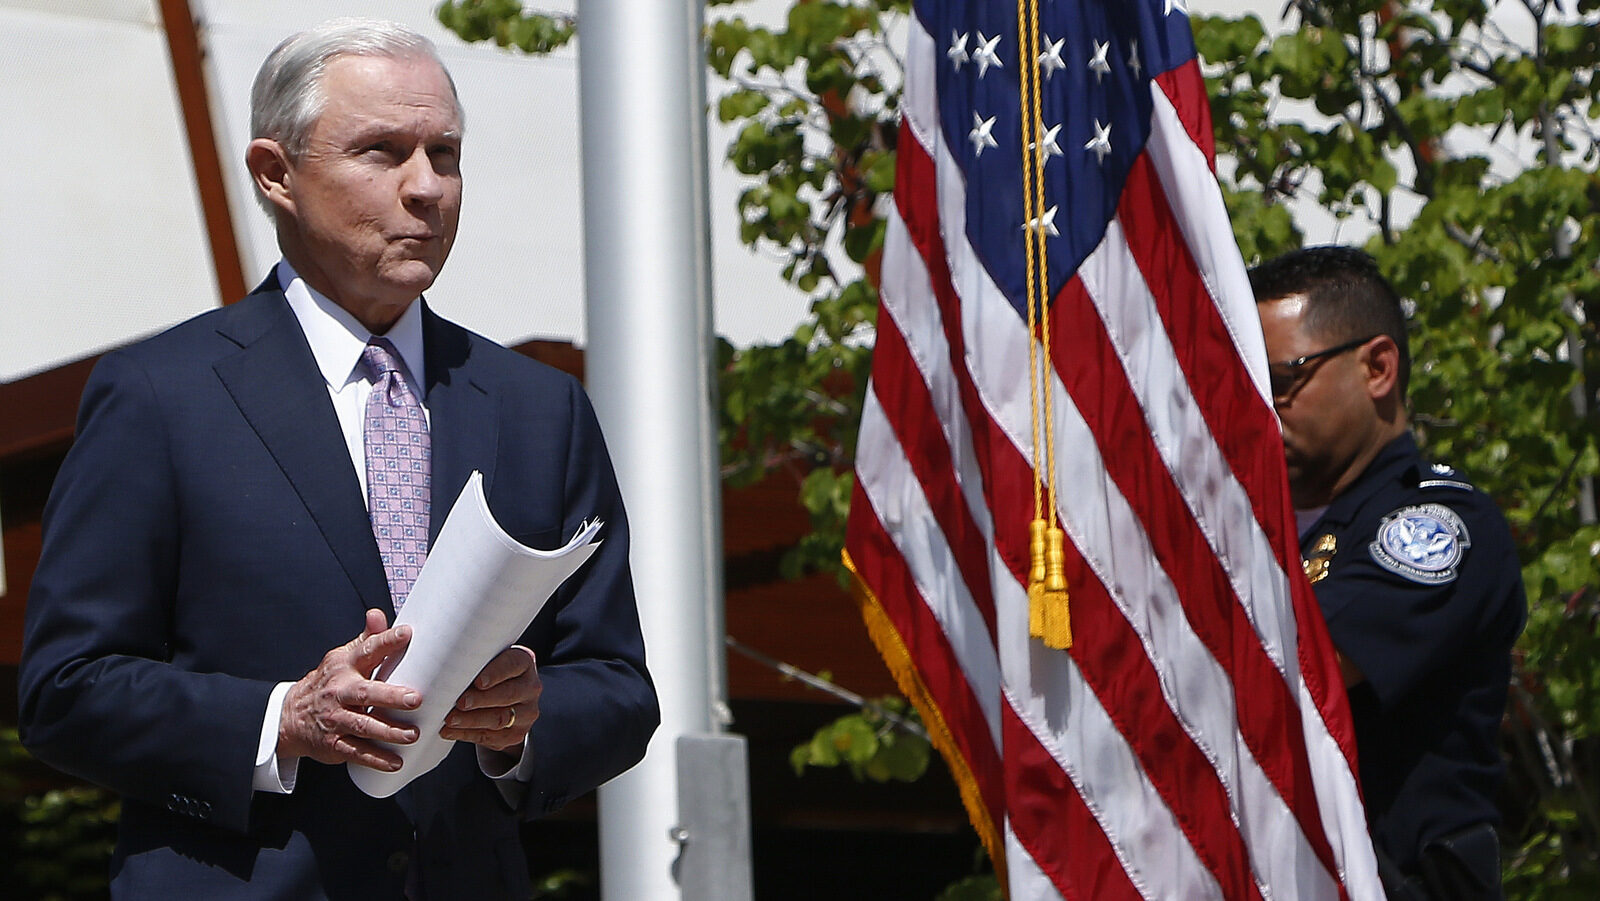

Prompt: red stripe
[1116,152,1362,777]
[1050,269,1340,886]
[896,122,1268,898]
[1004,705,1144,901]
[1155,60,1215,172]
[1056,493,1267,897]
[869,305,998,640]
[845,479,1006,833]
[851,22,1370,898]
[877,257,1260,896]
[892,124,1138,894]
[894,119,1032,585]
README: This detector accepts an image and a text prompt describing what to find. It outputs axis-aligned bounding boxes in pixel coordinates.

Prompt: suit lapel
[212,292,394,619]
[421,303,498,545]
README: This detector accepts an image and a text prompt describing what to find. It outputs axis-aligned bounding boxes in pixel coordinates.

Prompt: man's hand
[278,609,421,771]
[442,646,541,753]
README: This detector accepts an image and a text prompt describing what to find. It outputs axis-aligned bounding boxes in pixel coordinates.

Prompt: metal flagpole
[578,0,749,898]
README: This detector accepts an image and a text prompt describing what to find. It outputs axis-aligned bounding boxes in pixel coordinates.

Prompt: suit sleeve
[512,378,659,816]
[17,352,274,833]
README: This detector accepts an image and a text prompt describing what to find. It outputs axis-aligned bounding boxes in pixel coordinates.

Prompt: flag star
[969,111,999,157]
[1037,36,1066,81]
[1023,205,1060,238]
[1030,122,1063,162]
[1165,0,1189,15]
[948,31,970,71]
[1128,40,1143,79]
[1088,40,1112,83]
[972,32,1003,79]
[1085,119,1113,163]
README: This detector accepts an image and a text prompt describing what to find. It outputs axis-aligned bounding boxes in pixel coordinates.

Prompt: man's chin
[380,260,444,296]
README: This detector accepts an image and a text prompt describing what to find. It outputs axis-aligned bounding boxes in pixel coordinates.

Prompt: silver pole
[578,0,736,898]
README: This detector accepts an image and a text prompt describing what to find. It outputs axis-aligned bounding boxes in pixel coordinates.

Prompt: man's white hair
[249,17,465,163]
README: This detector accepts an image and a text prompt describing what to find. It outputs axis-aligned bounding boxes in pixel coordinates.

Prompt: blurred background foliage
[0,728,117,899]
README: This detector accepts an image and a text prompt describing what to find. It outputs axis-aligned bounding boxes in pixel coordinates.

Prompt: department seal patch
[1369,503,1470,584]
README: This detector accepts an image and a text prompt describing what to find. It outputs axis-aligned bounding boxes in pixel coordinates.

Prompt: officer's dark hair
[1248,245,1410,397]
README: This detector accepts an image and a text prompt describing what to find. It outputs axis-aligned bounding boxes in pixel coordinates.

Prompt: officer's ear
[1361,335,1402,402]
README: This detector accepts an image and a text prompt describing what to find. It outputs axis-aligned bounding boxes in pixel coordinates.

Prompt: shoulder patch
[1369,503,1471,584]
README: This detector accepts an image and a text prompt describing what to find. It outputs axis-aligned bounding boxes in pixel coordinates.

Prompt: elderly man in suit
[18,18,657,899]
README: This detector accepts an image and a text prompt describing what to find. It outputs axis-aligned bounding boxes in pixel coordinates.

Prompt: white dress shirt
[253,261,526,793]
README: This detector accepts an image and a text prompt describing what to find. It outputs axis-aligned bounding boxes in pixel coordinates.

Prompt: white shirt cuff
[253,681,300,794]
[477,736,532,782]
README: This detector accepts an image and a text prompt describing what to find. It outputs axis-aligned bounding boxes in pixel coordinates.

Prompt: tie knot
[361,339,405,382]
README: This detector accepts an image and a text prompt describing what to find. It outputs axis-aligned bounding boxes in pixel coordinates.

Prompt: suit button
[387,851,410,875]
[166,795,181,813]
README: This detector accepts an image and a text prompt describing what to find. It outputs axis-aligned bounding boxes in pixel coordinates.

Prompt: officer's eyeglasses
[1268,335,1378,402]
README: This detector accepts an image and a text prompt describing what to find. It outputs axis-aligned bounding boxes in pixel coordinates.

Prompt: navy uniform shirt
[1300,433,1525,872]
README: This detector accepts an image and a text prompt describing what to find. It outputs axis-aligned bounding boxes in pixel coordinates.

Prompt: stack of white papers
[349,471,602,798]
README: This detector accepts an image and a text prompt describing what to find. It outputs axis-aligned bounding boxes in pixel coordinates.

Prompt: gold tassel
[1039,526,1072,649]
[1027,519,1048,639]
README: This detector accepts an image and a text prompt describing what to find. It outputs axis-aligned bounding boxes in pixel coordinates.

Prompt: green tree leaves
[789,697,932,783]
[436,0,575,54]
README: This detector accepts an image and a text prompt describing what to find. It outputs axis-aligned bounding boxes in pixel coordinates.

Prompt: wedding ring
[505,709,516,730]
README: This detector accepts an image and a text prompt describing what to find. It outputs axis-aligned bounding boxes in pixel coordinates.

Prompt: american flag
[843,0,1384,897]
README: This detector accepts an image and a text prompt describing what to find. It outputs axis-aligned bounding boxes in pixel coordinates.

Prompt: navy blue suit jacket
[18,284,658,899]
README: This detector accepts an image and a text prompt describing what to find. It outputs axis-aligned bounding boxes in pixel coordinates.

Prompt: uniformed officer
[1250,246,1526,900]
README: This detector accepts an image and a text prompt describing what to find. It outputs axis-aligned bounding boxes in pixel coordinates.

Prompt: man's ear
[245,138,294,215]
[1362,335,1402,401]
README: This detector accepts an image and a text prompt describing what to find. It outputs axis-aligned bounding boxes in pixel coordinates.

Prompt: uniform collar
[276,260,426,394]
[1301,432,1423,539]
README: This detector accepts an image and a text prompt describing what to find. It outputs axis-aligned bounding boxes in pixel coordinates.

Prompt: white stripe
[907,21,1238,895]
[880,210,995,557]
[906,12,1218,891]
[855,388,1004,752]
[1005,819,1066,901]
[1045,361,1337,901]
[890,200,1258,897]
[903,21,941,181]
[1148,83,1384,901]
[1303,700,1387,899]
[1145,83,1273,406]
[996,576,1225,900]
[896,10,1369,896]
[1078,223,1300,684]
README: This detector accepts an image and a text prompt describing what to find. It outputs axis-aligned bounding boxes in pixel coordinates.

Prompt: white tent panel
[0,2,217,382]
[4,0,155,26]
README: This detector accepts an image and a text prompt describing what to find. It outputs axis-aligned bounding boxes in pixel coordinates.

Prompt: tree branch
[725,636,927,739]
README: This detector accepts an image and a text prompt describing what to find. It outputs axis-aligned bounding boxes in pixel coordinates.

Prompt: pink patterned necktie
[361,338,430,610]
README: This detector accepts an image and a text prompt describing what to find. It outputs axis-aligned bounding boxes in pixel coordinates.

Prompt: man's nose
[401,150,445,206]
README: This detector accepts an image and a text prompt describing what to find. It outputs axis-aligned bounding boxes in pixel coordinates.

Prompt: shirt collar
[1311,432,1422,534]
[277,260,426,393]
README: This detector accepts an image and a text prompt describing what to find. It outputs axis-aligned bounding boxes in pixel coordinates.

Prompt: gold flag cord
[1016,0,1071,649]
